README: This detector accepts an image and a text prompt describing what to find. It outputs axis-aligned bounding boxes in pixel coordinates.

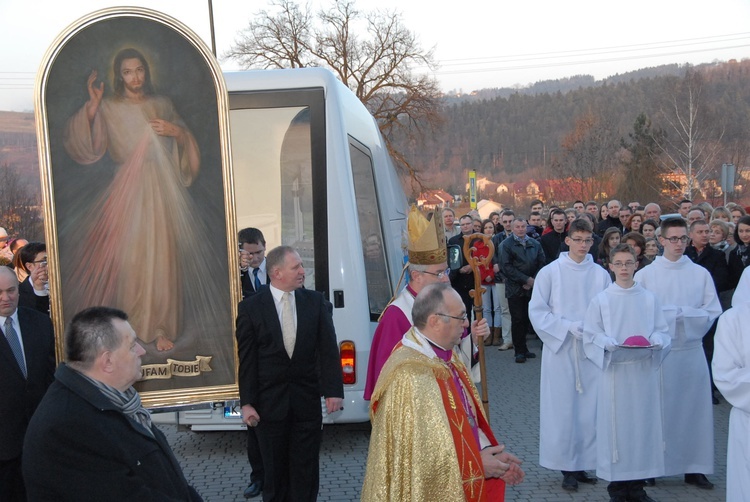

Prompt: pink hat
[623,335,651,346]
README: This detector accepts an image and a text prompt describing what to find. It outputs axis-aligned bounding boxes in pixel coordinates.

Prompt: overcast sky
[1,0,749,111]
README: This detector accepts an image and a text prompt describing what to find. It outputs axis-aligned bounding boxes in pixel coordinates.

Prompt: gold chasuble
[361,329,505,501]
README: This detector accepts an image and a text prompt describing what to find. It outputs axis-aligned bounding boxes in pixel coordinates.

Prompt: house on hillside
[477,199,503,219]
[416,189,454,211]
[524,180,540,196]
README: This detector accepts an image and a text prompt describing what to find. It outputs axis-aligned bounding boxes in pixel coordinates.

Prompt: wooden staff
[462,232,494,423]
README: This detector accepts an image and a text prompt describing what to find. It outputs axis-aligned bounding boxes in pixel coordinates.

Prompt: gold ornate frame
[34,7,240,408]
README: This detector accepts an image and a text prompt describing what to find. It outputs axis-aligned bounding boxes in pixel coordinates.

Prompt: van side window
[349,139,392,320]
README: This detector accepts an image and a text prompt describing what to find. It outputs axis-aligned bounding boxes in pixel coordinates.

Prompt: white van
[168,67,408,430]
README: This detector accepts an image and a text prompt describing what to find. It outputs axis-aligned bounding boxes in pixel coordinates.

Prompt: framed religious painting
[34,7,240,408]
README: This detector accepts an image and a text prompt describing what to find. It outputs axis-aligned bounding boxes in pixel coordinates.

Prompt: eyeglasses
[664,235,689,244]
[436,312,468,321]
[420,267,451,279]
[611,261,636,268]
[32,259,48,266]
[569,238,594,245]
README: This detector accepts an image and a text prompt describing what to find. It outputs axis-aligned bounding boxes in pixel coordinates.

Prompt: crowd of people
[4,192,750,501]
[429,197,749,501]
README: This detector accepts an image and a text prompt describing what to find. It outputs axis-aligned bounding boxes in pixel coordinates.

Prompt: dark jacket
[18,277,50,315]
[448,233,476,295]
[499,235,546,298]
[491,233,509,282]
[597,215,622,236]
[686,245,730,294]
[540,230,567,265]
[240,264,270,300]
[728,244,750,290]
[236,287,343,422]
[22,364,202,501]
[0,306,54,461]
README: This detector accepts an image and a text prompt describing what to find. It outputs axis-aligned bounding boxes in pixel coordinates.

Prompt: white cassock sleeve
[529,265,574,354]
[583,295,608,370]
[713,306,750,413]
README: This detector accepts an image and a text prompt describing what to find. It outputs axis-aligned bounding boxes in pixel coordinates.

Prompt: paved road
[163,338,730,501]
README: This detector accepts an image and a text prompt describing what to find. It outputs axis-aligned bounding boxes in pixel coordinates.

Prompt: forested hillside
[398,60,750,206]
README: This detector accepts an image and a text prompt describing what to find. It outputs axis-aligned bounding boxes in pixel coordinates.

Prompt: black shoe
[643,478,655,486]
[573,471,598,484]
[685,473,714,489]
[524,352,536,359]
[515,354,526,363]
[243,481,263,498]
[627,492,657,502]
[561,473,578,491]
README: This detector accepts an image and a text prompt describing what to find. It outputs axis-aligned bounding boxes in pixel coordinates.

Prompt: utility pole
[208,0,217,57]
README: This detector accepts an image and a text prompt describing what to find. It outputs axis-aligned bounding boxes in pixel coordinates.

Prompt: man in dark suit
[17,242,50,315]
[236,246,344,502]
[0,266,55,501]
[237,227,268,498]
[239,227,269,300]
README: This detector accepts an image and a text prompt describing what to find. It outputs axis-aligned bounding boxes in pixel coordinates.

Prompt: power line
[436,36,750,69]
[436,32,750,65]
[432,44,750,76]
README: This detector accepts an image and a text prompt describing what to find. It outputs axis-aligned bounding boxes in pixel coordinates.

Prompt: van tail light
[340,341,356,385]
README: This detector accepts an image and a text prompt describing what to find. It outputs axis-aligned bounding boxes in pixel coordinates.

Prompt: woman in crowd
[9,238,29,282]
[709,219,733,261]
[641,219,658,239]
[644,238,659,261]
[727,203,746,225]
[477,219,502,345]
[711,207,731,223]
[623,231,652,271]
[709,219,736,310]
[626,213,643,234]
[598,227,621,271]
[599,203,609,223]
[728,215,750,289]
[564,208,577,225]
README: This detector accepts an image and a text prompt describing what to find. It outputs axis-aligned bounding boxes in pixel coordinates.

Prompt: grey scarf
[79,372,154,437]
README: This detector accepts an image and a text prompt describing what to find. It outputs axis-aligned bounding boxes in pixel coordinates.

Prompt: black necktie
[253,268,261,291]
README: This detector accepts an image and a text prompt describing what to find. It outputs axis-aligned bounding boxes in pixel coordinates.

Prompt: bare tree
[653,69,724,201]
[224,0,313,69]
[0,162,44,241]
[553,111,620,202]
[225,0,443,182]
